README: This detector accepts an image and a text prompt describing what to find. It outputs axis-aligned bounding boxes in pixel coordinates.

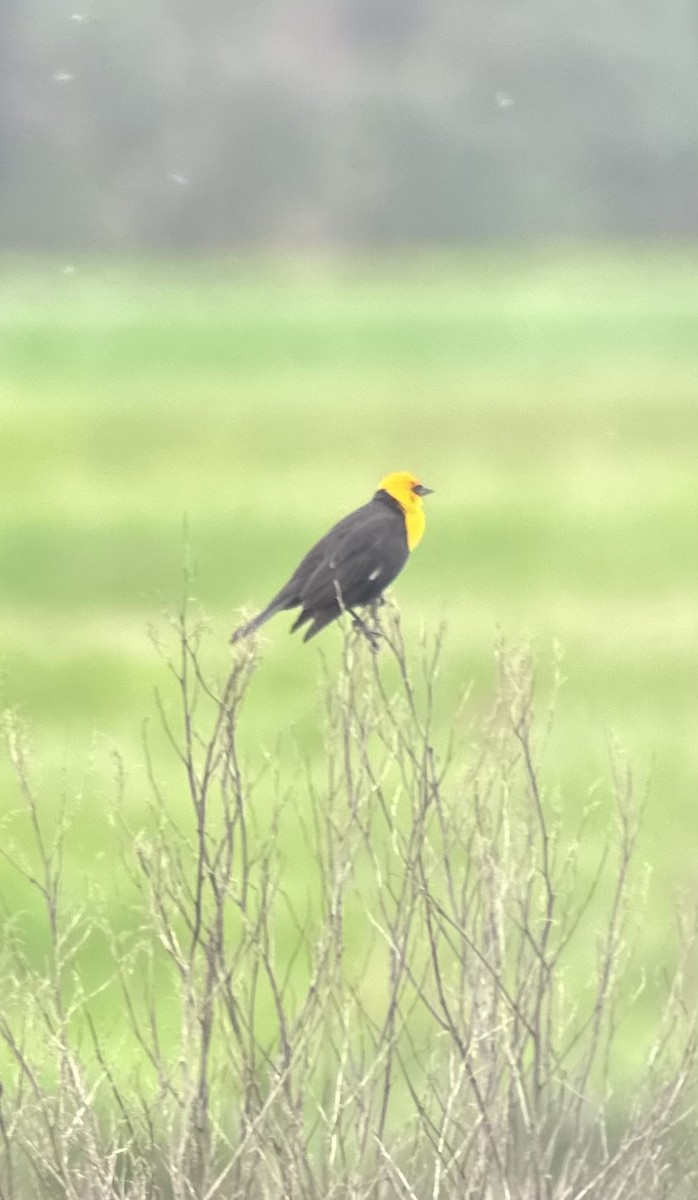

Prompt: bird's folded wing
[298,507,408,611]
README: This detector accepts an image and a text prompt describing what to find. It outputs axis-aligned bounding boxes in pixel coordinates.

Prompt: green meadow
[1,245,697,1059]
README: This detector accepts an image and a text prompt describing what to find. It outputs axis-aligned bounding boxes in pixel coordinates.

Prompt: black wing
[232,495,410,644]
[286,501,408,639]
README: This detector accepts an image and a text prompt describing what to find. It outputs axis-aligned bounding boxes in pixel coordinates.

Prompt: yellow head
[376,471,434,551]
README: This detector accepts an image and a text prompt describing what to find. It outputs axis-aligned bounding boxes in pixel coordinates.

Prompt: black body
[232,489,409,643]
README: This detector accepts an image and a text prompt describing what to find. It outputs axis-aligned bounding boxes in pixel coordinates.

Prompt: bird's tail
[230,602,281,645]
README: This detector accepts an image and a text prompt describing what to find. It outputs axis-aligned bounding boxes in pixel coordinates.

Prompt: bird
[231,471,434,646]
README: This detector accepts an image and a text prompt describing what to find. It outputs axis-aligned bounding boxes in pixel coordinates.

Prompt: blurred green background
[2,250,696,954]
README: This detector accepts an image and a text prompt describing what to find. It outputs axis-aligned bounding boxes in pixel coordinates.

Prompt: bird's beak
[413,483,434,496]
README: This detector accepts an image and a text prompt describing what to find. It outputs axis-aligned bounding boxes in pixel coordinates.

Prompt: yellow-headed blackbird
[231,471,433,644]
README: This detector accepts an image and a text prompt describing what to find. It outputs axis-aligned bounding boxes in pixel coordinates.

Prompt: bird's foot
[349,610,382,653]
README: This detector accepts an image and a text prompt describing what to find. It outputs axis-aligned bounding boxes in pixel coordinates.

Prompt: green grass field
[1,245,697,1062]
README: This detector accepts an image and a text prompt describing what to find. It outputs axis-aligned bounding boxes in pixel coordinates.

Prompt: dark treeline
[2,0,698,249]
